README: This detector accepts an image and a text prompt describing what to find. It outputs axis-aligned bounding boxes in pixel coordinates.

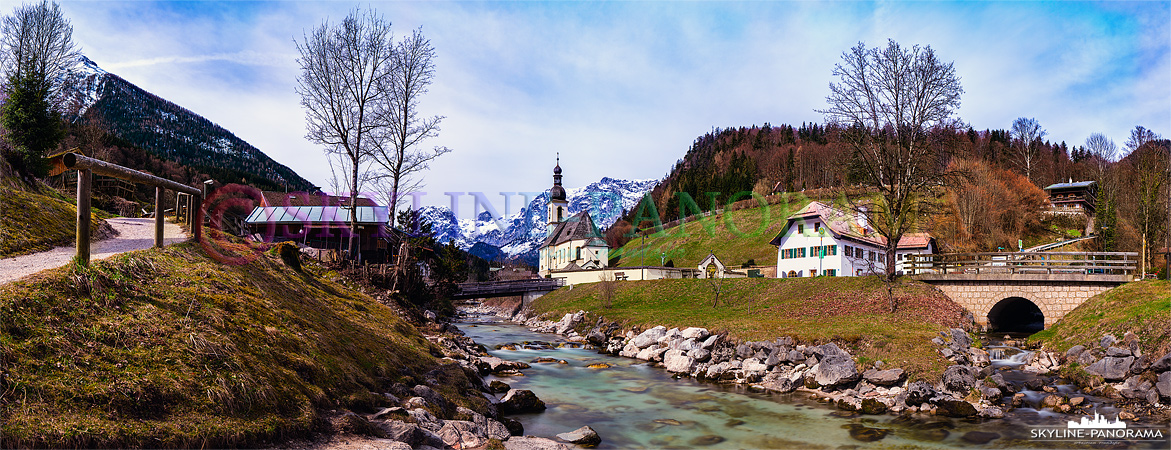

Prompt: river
[458,314,1168,449]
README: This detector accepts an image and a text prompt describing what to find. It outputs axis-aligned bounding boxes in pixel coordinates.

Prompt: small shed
[698,253,746,279]
[245,205,393,262]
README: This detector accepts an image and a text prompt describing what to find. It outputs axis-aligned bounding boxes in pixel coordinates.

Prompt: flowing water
[458,316,1167,449]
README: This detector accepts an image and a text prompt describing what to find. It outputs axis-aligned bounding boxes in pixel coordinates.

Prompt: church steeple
[548,154,568,233]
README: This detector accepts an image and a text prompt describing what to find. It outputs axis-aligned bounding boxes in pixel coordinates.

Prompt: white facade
[539,238,609,275]
[771,202,934,278]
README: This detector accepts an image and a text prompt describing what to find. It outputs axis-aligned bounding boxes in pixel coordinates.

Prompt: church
[538,159,610,276]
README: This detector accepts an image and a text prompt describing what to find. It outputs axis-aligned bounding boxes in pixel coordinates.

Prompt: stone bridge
[910,252,1136,331]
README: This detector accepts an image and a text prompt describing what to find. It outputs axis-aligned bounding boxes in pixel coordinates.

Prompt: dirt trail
[0,217,187,285]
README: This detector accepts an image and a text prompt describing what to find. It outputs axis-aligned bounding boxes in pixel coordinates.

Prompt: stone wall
[928,281,1117,328]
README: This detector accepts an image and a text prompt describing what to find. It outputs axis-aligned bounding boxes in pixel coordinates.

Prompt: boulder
[1086,356,1134,381]
[812,353,860,388]
[377,421,427,447]
[1065,345,1087,360]
[480,356,532,374]
[632,326,667,348]
[741,358,770,374]
[904,381,936,406]
[736,343,755,358]
[586,329,608,346]
[556,425,602,446]
[500,389,547,414]
[681,327,710,340]
[504,436,574,450]
[863,368,905,386]
[949,328,972,349]
[940,365,977,397]
[1150,352,1171,372]
[437,420,488,449]
[968,348,991,366]
[764,348,784,366]
[688,348,711,362]
[759,371,800,393]
[1158,371,1171,399]
[1106,346,1132,357]
[933,399,978,417]
[1099,334,1118,349]
[664,349,696,373]
[701,334,721,349]
[619,342,640,358]
[408,408,442,431]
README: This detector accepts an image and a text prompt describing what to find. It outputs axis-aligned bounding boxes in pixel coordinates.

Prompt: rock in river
[500,389,547,414]
[556,425,602,447]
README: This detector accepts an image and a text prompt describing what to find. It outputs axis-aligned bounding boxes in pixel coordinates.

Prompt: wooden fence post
[76,168,92,265]
[154,186,164,248]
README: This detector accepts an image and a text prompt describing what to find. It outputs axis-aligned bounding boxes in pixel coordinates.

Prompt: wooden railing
[455,278,566,298]
[908,252,1138,276]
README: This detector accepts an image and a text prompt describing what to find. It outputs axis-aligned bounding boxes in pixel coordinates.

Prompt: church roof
[543,211,606,248]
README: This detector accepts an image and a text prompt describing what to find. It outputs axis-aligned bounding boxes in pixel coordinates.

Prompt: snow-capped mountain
[58,56,316,191]
[418,177,658,265]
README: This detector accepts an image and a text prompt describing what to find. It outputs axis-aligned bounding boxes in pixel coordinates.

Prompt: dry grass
[0,241,488,448]
[531,276,969,380]
[1029,280,1171,357]
[0,185,113,258]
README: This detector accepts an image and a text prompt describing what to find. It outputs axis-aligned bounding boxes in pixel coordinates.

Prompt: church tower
[547,155,568,234]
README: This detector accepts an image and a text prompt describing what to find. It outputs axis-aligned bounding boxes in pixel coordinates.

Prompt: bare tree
[1085,132,1117,181]
[706,270,725,308]
[369,28,451,221]
[1125,126,1159,154]
[0,0,79,98]
[296,8,394,257]
[0,0,79,179]
[818,39,964,280]
[1010,117,1046,183]
[1121,127,1167,278]
[597,271,616,309]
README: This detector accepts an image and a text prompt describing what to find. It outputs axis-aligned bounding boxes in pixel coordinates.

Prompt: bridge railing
[455,278,566,297]
[907,252,1138,276]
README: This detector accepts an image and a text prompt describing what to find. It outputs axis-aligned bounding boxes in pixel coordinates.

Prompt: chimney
[857,207,868,232]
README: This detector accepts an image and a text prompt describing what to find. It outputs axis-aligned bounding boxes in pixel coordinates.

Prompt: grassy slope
[531,276,969,379]
[612,193,816,269]
[0,185,112,258]
[0,241,483,448]
[1029,280,1171,357]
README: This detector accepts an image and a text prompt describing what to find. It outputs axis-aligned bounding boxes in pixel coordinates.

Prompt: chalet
[1043,180,1097,215]
[769,202,935,277]
[539,159,610,276]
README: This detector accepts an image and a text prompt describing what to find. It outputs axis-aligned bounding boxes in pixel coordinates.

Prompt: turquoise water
[458,317,1169,449]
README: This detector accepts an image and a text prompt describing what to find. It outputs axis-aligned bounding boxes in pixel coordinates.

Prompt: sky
[10,1,1170,218]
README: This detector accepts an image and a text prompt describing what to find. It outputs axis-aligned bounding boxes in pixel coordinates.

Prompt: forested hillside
[61,57,316,192]
[616,122,1169,270]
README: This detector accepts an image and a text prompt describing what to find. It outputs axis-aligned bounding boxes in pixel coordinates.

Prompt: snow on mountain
[59,56,108,116]
[418,177,658,265]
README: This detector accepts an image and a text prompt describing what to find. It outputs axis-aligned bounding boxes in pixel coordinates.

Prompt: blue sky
[13,1,1171,217]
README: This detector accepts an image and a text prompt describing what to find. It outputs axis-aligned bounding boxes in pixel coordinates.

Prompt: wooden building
[1043,180,1098,215]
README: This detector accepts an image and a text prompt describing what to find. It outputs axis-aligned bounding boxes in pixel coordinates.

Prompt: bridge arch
[986,296,1044,333]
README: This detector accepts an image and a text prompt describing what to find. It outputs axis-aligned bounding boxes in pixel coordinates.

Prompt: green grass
[0,185,112,258]
[1029,280,1171,357]
[613,192,817,269]
[531,276,970,380]
[0,239,487,448]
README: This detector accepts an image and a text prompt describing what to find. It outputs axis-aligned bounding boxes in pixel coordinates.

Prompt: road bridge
[909,252,1136,332]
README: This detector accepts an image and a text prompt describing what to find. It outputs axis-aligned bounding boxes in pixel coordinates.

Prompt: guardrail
[908,252,1138,276]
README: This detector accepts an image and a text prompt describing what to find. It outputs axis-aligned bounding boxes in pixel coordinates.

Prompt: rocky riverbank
[468,303,1170,424]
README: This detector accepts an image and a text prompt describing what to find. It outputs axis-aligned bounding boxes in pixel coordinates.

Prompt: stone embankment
[471,304,1170,421]
[314,317,599,450]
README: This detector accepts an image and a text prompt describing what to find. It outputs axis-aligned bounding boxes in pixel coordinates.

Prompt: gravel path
[0,217,188,285]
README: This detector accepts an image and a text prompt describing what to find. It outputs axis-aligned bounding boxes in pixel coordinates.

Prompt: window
[787,270,797,278]
[814,222,821,232]
[799,248,806,258]
[797,224,804,234]
[824,269,836,277]
[576,247,581,260]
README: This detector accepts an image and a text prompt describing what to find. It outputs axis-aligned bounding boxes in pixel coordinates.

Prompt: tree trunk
[350,154,359,260]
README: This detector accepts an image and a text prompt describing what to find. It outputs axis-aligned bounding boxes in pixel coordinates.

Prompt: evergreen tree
[1,72,61,177]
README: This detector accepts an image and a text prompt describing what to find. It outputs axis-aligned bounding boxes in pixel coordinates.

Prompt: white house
[768,202,935,278]
[539,159,610,276]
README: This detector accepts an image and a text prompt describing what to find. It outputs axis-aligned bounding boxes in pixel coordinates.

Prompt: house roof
[1043,181,1096,191]
[768,201,934,250]
[543,211,607,248]
[260,191,377,208]
[245,206,389,226]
